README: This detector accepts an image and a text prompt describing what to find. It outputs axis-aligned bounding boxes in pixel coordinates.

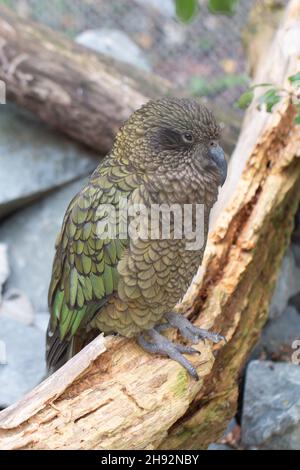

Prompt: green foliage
[258,88,281,113]
[174,0,239,22]
[236,90,254,109]
[236,71,300,125]
[208,0,239,15]
[175,0,198,22]
[235,83,273,109]
[0,0,13,6]
[289,71,300,88]
[190,74,248,98]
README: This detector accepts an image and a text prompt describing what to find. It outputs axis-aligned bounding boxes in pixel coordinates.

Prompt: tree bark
[0,5,239,156]
[0,0,300,450]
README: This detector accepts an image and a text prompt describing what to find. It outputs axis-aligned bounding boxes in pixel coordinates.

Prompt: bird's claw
[164,312,226,345]
[137,328,200,380]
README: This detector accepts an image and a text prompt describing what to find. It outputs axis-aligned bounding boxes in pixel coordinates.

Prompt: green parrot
[46,98,227,379]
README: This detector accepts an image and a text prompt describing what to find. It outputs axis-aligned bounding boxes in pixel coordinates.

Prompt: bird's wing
[47,164,136,368]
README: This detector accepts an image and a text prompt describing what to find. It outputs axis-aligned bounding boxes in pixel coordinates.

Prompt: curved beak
[210,144,227,186]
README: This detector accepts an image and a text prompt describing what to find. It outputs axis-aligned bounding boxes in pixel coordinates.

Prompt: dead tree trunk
[0,5,239,155]
[0,0,300,450]
[0,5,166,154]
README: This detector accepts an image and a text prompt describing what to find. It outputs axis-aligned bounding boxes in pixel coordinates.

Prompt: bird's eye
[210,141,217,147]
[182,132,194,144]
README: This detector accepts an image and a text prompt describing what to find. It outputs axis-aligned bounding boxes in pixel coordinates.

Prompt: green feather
[90,273,105,299]
[75,240,84,255]
[53,290,64,320]
[70,269,78,307]
[70,307,87,336]
[82,223,92,240]
[103,265,114,294]
[48,164,134,347]
[82,253,92,275]
[60,302,73,339]
[72,206,87,225]
[67,221,76,238]
[77,284,85,308]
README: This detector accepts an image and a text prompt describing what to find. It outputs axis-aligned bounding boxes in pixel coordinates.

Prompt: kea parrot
[46,98,227,379]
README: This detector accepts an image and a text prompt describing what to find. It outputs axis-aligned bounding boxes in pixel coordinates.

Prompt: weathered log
[0,5,239,156]
[242,0,285,77]
[0,0,300,450]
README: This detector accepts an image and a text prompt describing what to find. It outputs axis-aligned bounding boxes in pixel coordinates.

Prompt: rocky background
[0,0,299,450]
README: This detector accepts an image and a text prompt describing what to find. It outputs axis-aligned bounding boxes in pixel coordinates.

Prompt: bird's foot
[164,312,226,345]
[137,328,201,380]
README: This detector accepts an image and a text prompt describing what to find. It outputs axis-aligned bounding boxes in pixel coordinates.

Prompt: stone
[291,243,300,268]
[290,291,300,313]
[291,207,300,245]
[208,443,232,450]
[0,178,88,313]
[242,361,300,449]
[0,316,46,408]
[0,243,9,303]
[135,0,175,17]
[0,289,35,325]
[260,306,300,358]
[35,312,50,334]
[76,29,151,71]
[269,248,300,319]
[0,104,97,219]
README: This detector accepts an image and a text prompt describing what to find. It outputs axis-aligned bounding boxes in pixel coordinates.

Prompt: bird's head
[114,97,227,188]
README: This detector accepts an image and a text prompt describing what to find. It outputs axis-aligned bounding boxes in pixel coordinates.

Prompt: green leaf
[236,89,254,109]
[250,83,273,90]
[208,0,238,15]
[175,0,198,22]
[288,71,300,88]
[258,88,281,113]
[295,114,300,125]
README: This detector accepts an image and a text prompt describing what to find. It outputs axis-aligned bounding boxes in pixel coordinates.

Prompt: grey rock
[0,178,88,312]
[135,0,175,17]
[0,289,35,325]
[290,292,300,313]
[269,248,300,319]
[35,312,50,334]
[76,29,151,71]
[260,306,300,356]
[208,418,238,450]
[0,104,97,219]
[163,22,187,46]
[208,443,232,450]
[292,209,300,245]
[0,243,9,302]
[0,316,45,407]
[242,361,300,449]
[291,243,300,268]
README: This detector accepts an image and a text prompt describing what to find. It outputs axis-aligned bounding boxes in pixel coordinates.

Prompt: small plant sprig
[175,0,238,23]
[236,71,300,124]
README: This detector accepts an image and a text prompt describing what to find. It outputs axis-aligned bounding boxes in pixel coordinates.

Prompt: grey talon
[137,328,200,380]
[165,312,225,345]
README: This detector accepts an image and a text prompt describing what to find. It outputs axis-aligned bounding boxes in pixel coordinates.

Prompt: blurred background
[0,0,299,450]
[0,0,285,108]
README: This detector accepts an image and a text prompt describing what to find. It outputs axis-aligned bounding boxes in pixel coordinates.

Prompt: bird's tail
[46,325,98,375]
[46,325,74,374]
